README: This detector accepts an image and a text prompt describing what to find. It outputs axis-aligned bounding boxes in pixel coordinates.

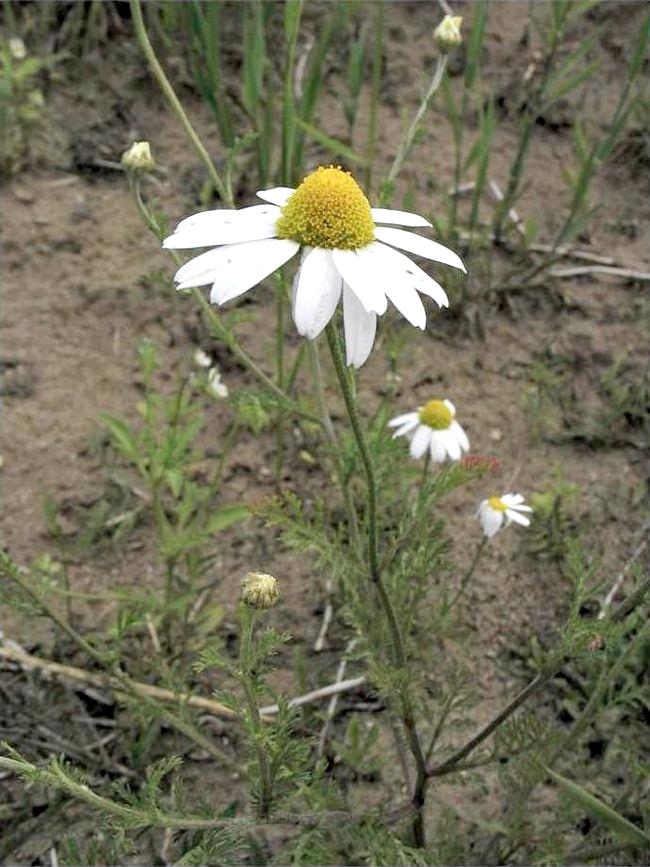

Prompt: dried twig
[314,577,334,652]
[0,640,367,723]
[317,639,358,757]
[599,524,650,619]
[548,265,650,281]
[259,676,366,716]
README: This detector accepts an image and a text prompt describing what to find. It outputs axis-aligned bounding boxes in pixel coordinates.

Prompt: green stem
[239,606,273,819]
[274,280,287,490]
[325,323,379,583]
[129,0,232,206]
[442,536,487,615]
[382,55,448,203]
[324,322,428,847]
[415,453,431,515]
[307,339,361,551]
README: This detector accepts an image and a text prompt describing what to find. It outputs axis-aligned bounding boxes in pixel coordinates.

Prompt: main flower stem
[324,322,428,846]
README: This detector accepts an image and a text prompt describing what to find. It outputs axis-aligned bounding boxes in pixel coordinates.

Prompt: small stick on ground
[317,639,358,758]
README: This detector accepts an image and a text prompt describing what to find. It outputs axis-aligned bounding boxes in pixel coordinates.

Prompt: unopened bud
[9,38,27,61]
[241,572,280,610]
[434,15,463,53]
[121,141,156,174]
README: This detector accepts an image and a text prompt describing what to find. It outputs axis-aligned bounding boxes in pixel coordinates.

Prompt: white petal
[293,248,342,339]
[510,503,533,514]
[332,249,388,315]
[164,219,278,250]
[444,399,456,416]
[371,243,449,309]
[392,418,420,439]
[429,432,447,463]
[501,493,524,506]
[479,504,503,538]
[174,204,281,233]
[409,425,431,459]
[363,243,427,329]
[207,239,299,304]
[440,428,462,461]
[506,509,530,527]
[342,283,377,368]
[175,247,231,288]
[256,187,295,206]
[374,226,466,273]
[450,420,469,452]
[388,411,419,428]
[371,207,432,228]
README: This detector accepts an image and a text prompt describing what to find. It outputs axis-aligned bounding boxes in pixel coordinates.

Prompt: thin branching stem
[428,575,650,778]
[129,0,231,206]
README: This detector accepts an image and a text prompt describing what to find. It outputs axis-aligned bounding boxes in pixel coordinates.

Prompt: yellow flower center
[418,399,453,430]
[487,496,508,512]
[275,166,375,250]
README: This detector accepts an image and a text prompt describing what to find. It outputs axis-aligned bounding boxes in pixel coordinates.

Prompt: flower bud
[241,572,280,610]
[9,38,27,61]
[121,141,156,174]
[433,15,463,53]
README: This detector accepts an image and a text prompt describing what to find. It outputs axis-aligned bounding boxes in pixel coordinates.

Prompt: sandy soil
[1,1,648,862]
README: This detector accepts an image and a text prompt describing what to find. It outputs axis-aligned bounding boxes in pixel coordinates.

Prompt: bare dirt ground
[1,2,649,861]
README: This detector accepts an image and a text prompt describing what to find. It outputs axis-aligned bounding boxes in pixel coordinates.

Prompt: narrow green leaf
[545,766,650,849]
[295,119,368,166]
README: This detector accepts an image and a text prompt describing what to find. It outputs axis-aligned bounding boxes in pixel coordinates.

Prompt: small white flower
[9,37,27,61]
[388,398,469,463]
[206,366,228,399]
[193,348,212,368]
[164,166,465,369]
[477,493,533,538]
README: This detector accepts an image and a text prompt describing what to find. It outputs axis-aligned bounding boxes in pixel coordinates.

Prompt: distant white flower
[193,348,212,368]
[206,366,228,399]
[388,398,469,463]
[164,166,465,369]
[477,493,532,538]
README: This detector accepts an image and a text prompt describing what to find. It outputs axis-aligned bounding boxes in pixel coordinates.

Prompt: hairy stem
[239,606,273,818]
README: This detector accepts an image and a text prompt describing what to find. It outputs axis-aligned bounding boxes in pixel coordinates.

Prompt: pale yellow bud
[433,15,463,53]
[241,572,280,610]
[121,141,156,174]
[9,38,27,61]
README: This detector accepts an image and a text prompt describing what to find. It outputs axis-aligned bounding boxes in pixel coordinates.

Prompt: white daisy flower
[477,493,533,538]
[163,166,465,369]
[388,398,469,463]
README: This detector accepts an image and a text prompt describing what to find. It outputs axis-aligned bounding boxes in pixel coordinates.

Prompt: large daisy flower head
[388,398,469,463]
[477,493,532,538]
[164,166,465,368]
